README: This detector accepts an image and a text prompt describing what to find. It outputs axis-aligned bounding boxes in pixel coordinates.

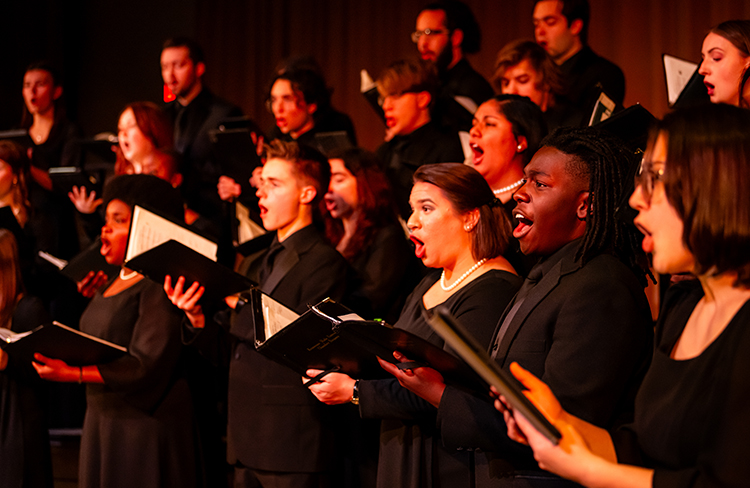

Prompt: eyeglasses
[411,28,449,43]
[635,158,665,203]
[377,90,417,106]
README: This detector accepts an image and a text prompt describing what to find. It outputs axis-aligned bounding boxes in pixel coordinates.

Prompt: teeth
[515,213,523,219]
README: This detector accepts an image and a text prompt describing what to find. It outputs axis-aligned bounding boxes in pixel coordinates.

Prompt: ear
[195,62,206,78]
[52,85,63,101]
[299,185,317,205]
[516,135,528,153]
[417,91,432,110]
[576,191,590,221]
[462,208,480,231]
[451,28,464,49]
[306,102,318,116]
[569,19,583,37]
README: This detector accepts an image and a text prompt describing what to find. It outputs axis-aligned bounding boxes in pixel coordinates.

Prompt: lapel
[261,227,319,294]
[495,249,583,365]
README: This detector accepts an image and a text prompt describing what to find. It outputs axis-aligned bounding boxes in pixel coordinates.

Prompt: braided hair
[540,127,650,286]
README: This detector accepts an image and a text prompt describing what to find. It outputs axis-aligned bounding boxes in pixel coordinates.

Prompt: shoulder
[12,295,50,332]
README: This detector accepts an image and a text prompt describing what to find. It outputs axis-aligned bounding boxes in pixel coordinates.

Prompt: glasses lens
[411,31,420,43]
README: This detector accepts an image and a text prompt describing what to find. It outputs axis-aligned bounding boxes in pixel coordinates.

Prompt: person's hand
[249,166,263,189]
[32,353,78,382]
[251,132,265,158]
[68,186,103,214]
[217,176,242,201]
[77,270,108,298]
[304,370,356,405]
[384,125,398,142]
[164,275,205,328]
[378,351,446,407]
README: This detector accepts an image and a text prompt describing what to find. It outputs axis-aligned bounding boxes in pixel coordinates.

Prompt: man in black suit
[413,0,495,131]
[167,141,351,487]
[161,37,243,221]
[383,128,653,486]
[533,0,626,106]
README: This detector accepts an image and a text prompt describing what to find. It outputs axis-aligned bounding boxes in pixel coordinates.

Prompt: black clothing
[269,107,358,151]
[437,240,653,486]
[165,88,243,220]
[543,95,586,131]
[0,296,53,488]
[375,122,464,219]
[79,278,198,488]
[359,269,522,488]
[227,226,351,476]
[433,59,495,132]
[348,221,420,323]
[613,281,750,488]
[560,46,626,107]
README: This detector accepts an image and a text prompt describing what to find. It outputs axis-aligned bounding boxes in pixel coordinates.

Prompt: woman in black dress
[33,175,200,488]
[0,229,53,488]
[501,103,750,488]
[308,163,522,488]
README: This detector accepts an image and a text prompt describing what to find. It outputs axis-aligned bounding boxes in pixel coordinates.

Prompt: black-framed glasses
[635,157,665,203]
[411,28,449,43]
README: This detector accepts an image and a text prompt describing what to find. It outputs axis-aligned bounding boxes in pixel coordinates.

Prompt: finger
[163,275,174,295]
[184,286,205,309]
[377,357,402,377]
[173,276,186,296]
[509,362,545,391]
[306,369,325,377]
[33,353,51,364]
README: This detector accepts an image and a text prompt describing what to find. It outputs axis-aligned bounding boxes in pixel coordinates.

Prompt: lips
[470,143,484,165]
[410,235,426,259]
[100,237,111,257]
[385,116,396,128]
[275,118,287,129]
[513,210,534,239]
[258,204,268,219]
[704,81,715,97]
[634,221,653,253]
[324,198,337,213]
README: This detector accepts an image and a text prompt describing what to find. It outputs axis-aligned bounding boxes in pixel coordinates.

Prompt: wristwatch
[350,379,360,405]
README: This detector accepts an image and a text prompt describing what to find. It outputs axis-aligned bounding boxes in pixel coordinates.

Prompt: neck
[177,81,203,106]
[401,113,431,137]
[341,209,361,239]
[489,161,525,203]
[276,211,313,242]
[698,272,750,304]
[290,118,315,140]
[32,110,55,129]
[442,247,478,281]
[447,49,463,70]
[554,40,583,65]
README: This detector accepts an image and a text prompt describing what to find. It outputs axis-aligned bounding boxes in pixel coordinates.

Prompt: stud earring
[517,144,523,152]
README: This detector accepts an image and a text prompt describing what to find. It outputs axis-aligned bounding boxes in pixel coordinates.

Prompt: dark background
[2,0,750,151]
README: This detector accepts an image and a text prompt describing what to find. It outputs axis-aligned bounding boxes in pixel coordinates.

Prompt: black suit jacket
[226,226,351,473]
[166,88,243,220]
[437,241,653,486]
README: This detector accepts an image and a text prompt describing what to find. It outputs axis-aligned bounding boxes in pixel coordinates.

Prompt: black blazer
[437,245,653,486]
[226,228,351,473]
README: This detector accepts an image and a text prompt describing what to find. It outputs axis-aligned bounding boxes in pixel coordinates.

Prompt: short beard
[434,43,454,75]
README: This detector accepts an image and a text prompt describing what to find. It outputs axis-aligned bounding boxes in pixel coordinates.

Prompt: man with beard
[161,37,243,222]
[413,0,494,132]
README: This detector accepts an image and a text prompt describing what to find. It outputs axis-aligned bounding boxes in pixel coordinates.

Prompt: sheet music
[261,294,300,340]
[125,205,217,262]
[664,54,698,106]
[236,202,267,244]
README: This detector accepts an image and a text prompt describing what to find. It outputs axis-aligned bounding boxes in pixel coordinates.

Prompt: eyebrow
[412,198,435,205]
[525,169,550,178]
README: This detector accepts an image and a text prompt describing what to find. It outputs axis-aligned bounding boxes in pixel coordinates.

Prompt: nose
[505,80,519,95]
[256,183,266,199]
[406,209,419,231]
[469,123,481,138]
[514,181,530,203]
[417,35,428,52]
[698,59,709,76]
[382,96,394,111]
[628,183,648,211]
[272,99,283,115]
[535,25,545,39]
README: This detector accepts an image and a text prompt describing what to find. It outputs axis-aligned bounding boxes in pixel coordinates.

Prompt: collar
[274,224,320,255]
[530,238,583,281]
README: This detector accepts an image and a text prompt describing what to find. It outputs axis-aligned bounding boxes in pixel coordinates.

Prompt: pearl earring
[517,144,523,152]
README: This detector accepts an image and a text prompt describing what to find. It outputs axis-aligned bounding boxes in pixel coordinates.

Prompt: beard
[434,43,454,75]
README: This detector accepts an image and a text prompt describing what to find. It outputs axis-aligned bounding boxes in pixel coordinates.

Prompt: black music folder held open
[125,239,255,304]
[427,307,562,444]
[0,321,127,366]
[39,238,119,283]
[249,290,486,391]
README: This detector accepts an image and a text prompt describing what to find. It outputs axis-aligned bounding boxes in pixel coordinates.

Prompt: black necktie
[490,264,544,359]
[258,241,284,290]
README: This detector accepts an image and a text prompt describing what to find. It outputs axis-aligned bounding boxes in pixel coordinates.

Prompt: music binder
[125,239,255,304]
[0,321,127,367]
[39,237,119,283]
[427,307,562,444]
[248,290,487,390]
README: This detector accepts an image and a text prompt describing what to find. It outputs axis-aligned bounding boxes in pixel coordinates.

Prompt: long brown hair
[324,148,399,260]
[0,140,31,227]
[115,102,173,174]
[0,230,23,329]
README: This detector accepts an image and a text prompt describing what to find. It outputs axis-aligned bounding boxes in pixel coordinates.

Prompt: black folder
[125,239,255,304]
[249,291,486,390]
[48,166,103,196]
[39,238,120,283]
[0,321,127,366]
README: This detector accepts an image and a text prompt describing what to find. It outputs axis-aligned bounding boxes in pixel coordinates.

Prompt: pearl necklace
[440,258,488,291]
[119,268,139,281]
[493,178,524,195]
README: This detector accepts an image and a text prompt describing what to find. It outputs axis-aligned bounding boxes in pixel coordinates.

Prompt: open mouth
[100,237,111,257]
[385,117,396,128]
[258,204,268,219]
[324,198,337,213]
[634,221,653,253]
[513,211,534,239]
[470,143,484,165]
[704,81,715,96]
[409,235,426,259]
